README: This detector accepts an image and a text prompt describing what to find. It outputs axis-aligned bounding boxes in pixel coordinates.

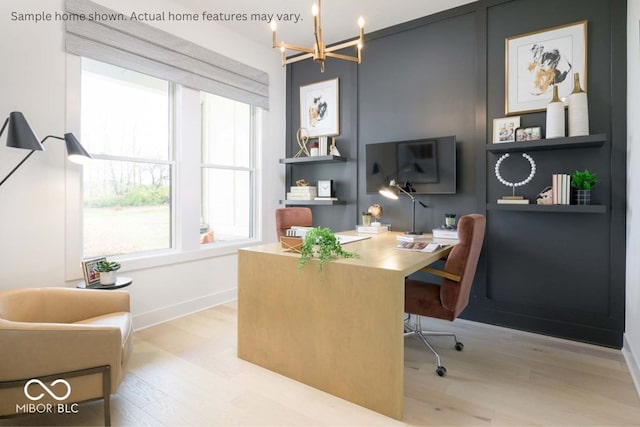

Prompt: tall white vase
[568,72,589,137]
[546,84,565,139]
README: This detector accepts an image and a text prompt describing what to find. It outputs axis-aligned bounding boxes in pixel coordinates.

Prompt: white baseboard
[132,288,237,331]
[623,334,640,399]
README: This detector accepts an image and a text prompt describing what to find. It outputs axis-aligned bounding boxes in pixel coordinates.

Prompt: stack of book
[432,227,458,240]
[286,186,316,200]
[552,173,571,205]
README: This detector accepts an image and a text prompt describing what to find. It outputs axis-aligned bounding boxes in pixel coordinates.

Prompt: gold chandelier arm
[274,42,315,54]
[325,52,360,63]
[283,52,314,65]
[325,38,361,53]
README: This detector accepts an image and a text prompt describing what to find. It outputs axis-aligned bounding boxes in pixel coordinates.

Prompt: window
[81,58,173,257]
[200,93,256,243]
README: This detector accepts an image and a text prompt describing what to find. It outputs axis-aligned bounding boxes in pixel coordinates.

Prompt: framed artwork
[505,20,587,115]
[81,257,106,286]
[300,78,340,137]
[493,116,521,143]
[515,126,543,142]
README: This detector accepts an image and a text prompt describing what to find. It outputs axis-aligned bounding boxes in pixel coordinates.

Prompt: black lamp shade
[64,133,92,164]
[5,112,44,151]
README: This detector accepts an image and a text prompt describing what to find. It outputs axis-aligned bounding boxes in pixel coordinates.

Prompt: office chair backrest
[440,214,486,317]
[275,207,313,238]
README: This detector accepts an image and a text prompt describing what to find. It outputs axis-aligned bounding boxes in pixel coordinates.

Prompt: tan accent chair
[0,287,133,425]
[404,214,486,377]
[275,207,313,239]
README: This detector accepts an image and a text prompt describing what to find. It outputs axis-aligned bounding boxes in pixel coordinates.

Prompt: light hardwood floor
[3,301,640,426]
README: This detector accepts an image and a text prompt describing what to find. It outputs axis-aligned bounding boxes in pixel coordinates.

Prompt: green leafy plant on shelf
[298,227,359,272]
[570,169,598,190]
[95,260,121,273]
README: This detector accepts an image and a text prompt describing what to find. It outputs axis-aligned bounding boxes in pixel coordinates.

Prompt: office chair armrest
[420,266,461,282]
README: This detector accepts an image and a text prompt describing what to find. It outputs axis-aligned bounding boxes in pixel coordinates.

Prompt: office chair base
[404,315,463,377]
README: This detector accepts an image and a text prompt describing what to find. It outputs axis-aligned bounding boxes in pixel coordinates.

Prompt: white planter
[100,271,117,285]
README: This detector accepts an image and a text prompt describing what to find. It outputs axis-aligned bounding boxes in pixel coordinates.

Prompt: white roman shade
[64,0,269,110]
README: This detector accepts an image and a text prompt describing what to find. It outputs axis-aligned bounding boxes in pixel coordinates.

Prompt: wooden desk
[237,232,453,420]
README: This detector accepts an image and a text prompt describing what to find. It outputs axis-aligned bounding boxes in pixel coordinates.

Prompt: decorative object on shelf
[494,153,536,204]
[552,173,571,205]
[329,137,340,156]
[81,257,106,287]
[294,128,310,158]
[571,169,598,205]
[546,84,565,139]
[506,20,587,114]
[287,183,316,200]
[0,111,92,187]
[300,78,340,137]
[367,203,383,226]
[493,116,521,143]
[296,179,309,186]
[515,126,543,141]
[298,227,359,272]
[318,136,328,156]
[309,140,319,156]
[536,186,553,205]
[95,260,121,285]
[379,180,428,234]
[317,179,333,198]
[269,0,364,73]
[568,72,589,137]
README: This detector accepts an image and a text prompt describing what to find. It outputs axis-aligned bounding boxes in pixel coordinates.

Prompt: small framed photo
[515,126,543,142]
[493,116,521,143]
[81,257,106,286]
[300,78,340,137]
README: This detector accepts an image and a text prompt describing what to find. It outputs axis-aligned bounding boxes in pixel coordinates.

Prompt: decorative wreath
[494,153,536,188]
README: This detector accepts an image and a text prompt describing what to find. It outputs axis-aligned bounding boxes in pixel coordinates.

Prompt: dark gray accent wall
[284,0,627,347]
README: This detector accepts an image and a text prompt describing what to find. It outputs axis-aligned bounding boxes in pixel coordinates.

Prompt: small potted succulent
[571,169,598,205]
[298,227,358,272]
[96,260,121,285]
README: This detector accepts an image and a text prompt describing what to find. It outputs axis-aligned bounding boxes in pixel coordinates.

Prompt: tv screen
[366,136,456,194]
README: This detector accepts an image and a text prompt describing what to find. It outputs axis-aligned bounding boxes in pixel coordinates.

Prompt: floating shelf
[279,155,347,165]
[486,133,607,153]
[280,199,347,206]
[486,203,607,213]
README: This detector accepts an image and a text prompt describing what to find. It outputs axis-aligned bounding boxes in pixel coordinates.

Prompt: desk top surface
[241,231,455,277]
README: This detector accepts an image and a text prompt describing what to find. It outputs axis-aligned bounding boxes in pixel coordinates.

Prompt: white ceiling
[173,0,476,49]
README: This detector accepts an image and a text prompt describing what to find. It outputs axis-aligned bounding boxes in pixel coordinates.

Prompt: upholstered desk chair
[0,287,133,426]
[404,213,486,376]
[275,207,313,239]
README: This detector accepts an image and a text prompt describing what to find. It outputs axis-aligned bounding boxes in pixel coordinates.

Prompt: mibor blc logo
[16,378,79,415]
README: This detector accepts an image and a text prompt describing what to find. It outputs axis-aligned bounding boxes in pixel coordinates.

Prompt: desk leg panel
[238,250,404,420]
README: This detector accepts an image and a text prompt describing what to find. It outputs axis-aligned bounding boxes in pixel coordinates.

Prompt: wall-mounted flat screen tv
[365,135,457,194]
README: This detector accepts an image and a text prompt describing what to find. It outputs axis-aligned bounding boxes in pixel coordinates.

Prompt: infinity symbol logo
[24,379,72,401]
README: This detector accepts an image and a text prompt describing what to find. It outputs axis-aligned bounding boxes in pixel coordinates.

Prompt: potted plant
[298,227,358,272]
[570,169,598,205]
[96,260,121,285]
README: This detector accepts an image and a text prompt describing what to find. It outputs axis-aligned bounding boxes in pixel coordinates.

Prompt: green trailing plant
[95,260,121,273]
[570,169,598,190]
[298,227,359,272]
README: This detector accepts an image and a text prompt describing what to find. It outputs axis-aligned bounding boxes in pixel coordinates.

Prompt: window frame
[65,55,263,282]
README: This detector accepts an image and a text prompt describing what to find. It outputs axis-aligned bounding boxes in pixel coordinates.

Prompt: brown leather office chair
[275,207,313,239]
[0,287,133,425]
[404,213,486,376]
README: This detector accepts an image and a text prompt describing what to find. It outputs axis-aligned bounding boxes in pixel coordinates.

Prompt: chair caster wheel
[436,366,447,377]
[455,342,464,351]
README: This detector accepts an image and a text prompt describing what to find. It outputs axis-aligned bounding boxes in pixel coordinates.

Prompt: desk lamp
[379,179,427,235]
[0,111,92,187]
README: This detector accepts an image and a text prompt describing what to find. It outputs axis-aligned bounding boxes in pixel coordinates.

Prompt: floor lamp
[379,179,428,235]
[0,111,92,187]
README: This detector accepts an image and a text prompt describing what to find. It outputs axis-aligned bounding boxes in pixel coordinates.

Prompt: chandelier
[269,1,364,73]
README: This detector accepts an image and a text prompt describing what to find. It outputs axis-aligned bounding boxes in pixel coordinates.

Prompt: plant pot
[574,189,591,205]
[100,271,117,285]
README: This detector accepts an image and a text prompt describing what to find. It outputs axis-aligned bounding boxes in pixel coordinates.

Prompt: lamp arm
[0,117,8,137]
[396,184,416,201]
[0,135,61,188]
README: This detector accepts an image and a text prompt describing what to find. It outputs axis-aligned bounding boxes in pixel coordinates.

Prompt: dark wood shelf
[486,133,607,153]
[279,155,347,165]
[280,199,347,206]
[487,203,607,213]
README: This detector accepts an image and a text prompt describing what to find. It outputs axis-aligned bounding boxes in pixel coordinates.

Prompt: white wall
[0,0,285,328]
[625,0,640,396]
